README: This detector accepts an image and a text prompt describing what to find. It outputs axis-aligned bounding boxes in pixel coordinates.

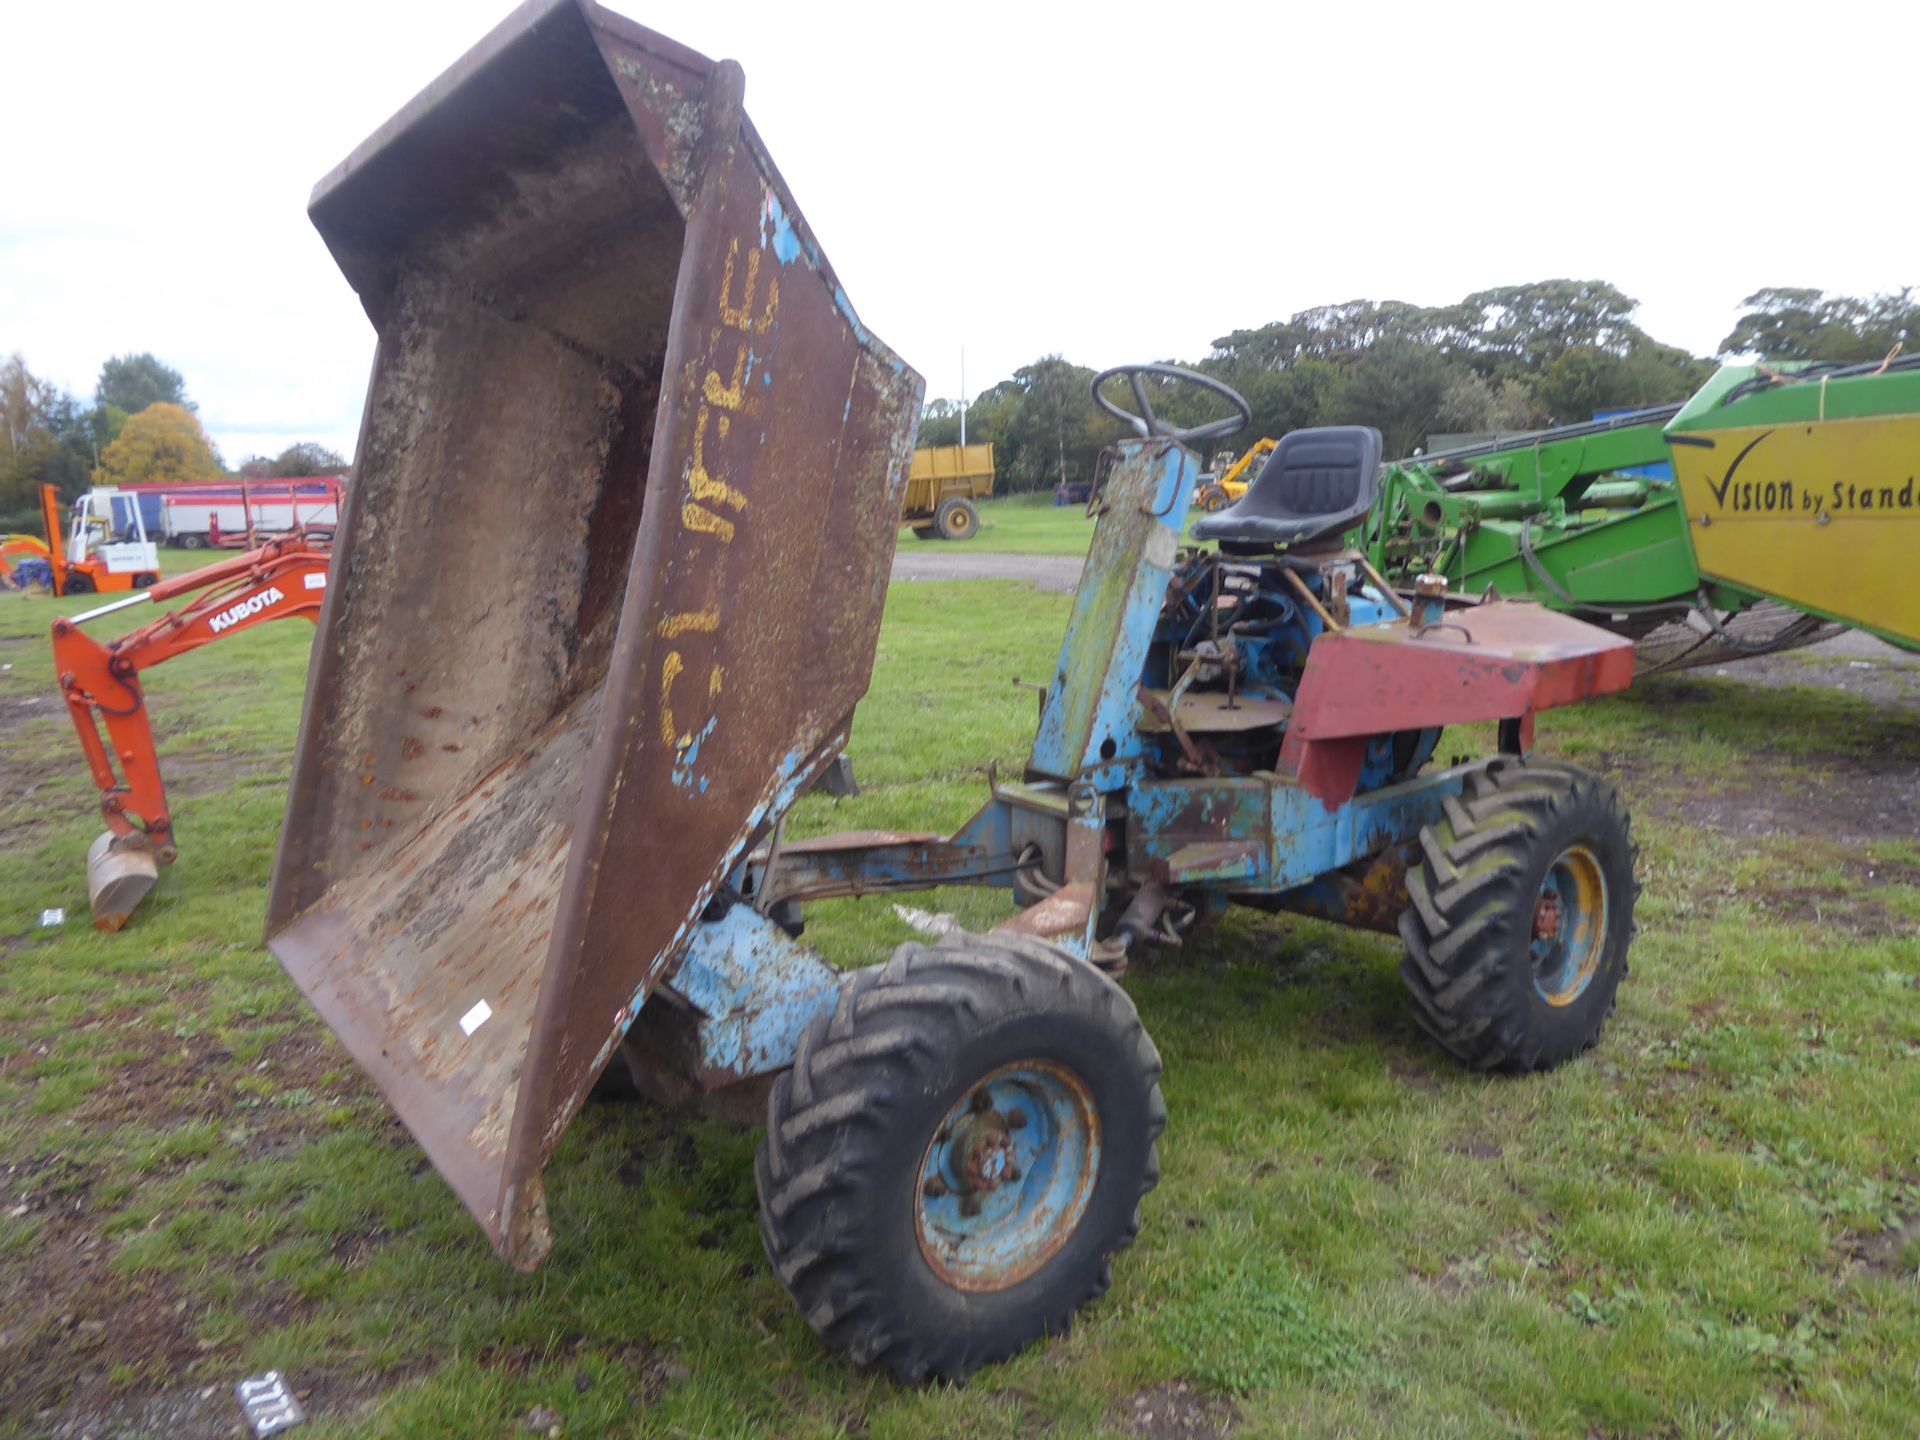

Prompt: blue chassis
[650,435,1492,1090]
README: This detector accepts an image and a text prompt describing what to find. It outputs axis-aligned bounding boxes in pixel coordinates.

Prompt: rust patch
[998,883,1095,939]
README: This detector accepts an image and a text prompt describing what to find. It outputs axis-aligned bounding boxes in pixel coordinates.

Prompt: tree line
[7,283,1911,530]
[0,352,347,534]
[918,283,1918,494]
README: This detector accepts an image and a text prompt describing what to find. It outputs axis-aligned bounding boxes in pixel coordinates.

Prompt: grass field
[954,492,1230,558]
[962,495,1096,556]
[3,569,1919,1438]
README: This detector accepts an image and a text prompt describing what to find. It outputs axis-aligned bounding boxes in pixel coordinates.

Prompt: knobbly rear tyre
[933,497,979,541]
[755,932,1164,1384]
[1399,757,1637,1072]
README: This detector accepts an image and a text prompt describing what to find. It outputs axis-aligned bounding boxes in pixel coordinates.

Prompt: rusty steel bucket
[265,0,922,1268]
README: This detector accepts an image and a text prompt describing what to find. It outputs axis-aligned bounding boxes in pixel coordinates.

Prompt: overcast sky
[4,0,1915,463]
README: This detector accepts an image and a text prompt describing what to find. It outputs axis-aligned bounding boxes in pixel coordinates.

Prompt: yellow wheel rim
[1531,844,1608,1007]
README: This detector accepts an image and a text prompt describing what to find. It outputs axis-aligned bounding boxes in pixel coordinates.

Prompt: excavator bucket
[264,0,922,1268]
[86,832,160,933]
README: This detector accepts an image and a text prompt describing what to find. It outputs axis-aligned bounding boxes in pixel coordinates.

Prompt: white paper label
[459,999,493,1036]
[303,573,327,590]
[236,1371,305,1436]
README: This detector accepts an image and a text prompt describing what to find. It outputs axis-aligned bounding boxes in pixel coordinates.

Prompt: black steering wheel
[1090,363,1252,447]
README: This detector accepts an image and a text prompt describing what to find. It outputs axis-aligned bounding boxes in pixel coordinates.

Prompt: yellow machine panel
[1671,412,1920,648]
[908,443,996,488]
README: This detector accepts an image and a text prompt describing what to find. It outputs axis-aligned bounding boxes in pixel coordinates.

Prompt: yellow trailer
[904,442,993,540]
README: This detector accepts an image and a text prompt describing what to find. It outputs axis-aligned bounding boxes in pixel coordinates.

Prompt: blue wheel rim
[1530,844,1609,1006]
[914,1060,1100,1292]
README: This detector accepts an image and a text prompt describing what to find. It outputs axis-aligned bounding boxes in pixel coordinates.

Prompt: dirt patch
[0,1170,209,1430]
[159,749,289,800]
[0,998,349,1135]
[38,1365,420,1440]
[1597,661,1920,847]
[0,1006,374,1434]
[1695,636,1920,717]
[1761,884,1910,939]
[1422,1253,1490,1299]
[1603,743,1920,846]
[0,689,70,835]
[1448,1137,1505,1161]
[1840,1215,1920,1278]
[1386,1054,1443,1091]
[0,687,60,733]
[481,1337,688,1409]
[40,1380,250,1440]
[1116,1381,1241,1439]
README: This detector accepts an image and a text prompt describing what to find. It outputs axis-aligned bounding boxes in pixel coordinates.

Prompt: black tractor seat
[1190,425,1383,550]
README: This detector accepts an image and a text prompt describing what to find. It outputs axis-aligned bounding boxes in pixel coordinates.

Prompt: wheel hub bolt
[951,1109,1015,1196]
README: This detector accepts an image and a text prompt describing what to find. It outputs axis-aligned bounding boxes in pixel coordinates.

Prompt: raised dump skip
[266,0,922,1267]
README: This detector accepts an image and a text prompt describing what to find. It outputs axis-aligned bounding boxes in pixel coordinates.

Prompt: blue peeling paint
[1029,439,1193,785]
[761,191,805,266]
[833,285,873,346]
[1124,762,1481,895]
[669,904,842,1077]
[671,716,719,793]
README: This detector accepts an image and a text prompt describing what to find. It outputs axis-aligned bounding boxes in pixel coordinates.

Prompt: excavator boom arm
[50,536,333,929]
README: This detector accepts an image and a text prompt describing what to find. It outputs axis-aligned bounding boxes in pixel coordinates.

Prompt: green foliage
[1324,339,1455,455]
[959,355,1128,495]
[95,352,190,415]
[0,355,99,521]
[1537,343,1711,424]
[1436,372,1543,433]
[1719,287,1919,362]
[914,398,965,448]
[1446,279,1647,371]
[237,442,349,479]
[92,402,223,488]
[940,277,1738,477]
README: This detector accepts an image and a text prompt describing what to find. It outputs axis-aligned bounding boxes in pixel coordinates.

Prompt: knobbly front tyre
[1399,757,1637,1072]
[755,932,1164,1384]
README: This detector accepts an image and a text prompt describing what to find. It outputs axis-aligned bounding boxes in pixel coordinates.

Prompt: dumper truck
[271,0,1643,1385]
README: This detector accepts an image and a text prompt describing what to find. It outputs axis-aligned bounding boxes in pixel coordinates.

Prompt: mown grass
[962,494,1096,556]
[1,575,1917,1438]
[960,492,1245,558]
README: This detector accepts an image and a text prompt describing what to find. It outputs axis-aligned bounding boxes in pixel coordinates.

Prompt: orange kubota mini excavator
[51,534,333,928]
